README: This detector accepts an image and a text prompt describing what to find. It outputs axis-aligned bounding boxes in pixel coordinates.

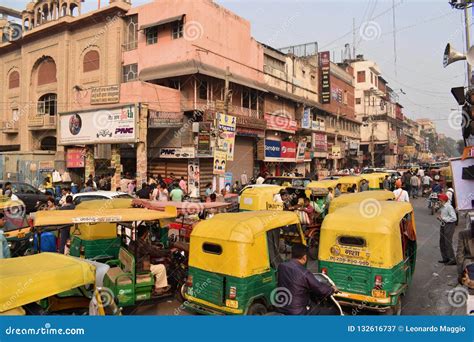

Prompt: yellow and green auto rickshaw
[337,176,364,193]
[362,173,387,190]
[328,190,395,214]
[306,179,339,192]
[239,185,284,211]
[318,201,416,315]
[33,207,180,307]
[184,211,305,315]
[0,252,118,315]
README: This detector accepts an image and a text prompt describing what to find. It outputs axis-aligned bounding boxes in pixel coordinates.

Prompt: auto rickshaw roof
[76,198,133,209]
[34,207,177,226]
[191,211,300,244]
[328,190,395,213]
[306,179,339,189]
[323,201,414,235]
[240,185,284,195]
[132,199,231,213]
[337,175,364,183]
[0,253,96,312]
[361,173,387,180]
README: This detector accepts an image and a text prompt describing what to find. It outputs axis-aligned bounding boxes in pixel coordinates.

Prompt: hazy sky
[4,0,469,139]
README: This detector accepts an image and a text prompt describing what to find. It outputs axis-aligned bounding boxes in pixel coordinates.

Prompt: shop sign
[203,112,266,131]
[213,149,227,175]
[296,142,306,162]
[312,133,327,152]
[59,106,136,145]
[330,146,341,159]
[66,148,85,168]
[281,142,297,159]
[301,108,311,129]
[264,113,298,133]
[148,111,183,128]
[311,119,326,132]
[265,140,281,158]
[90,85,120,105]
[331,87,343,103]
[39,160,55,172]
[403,146,416,157]
[349,140,360,150]
[188,159,200,196]
[216,113,236,161]
[197,133,211,157]
[159,147,195,158]
[319,51,331,104]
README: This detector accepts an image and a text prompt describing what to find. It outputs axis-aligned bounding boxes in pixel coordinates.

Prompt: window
[357,71,365,83]
[370,72,374,84]
[122,64,138,83]
[355,98,361,105]
[338,236,366,247]
[202,242,222,255]
[172,20,183,39]
[146,26,158,45]
[37,93,57,116]
[83,50,100,72]
[12,108,19,121]
[125,15,138,50]
[198,81,208,100]
[8,71,19,89]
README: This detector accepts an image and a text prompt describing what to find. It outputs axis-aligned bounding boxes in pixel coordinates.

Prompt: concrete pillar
[84,145,95,181]
[136,104,148,188]
[111,144,121,191]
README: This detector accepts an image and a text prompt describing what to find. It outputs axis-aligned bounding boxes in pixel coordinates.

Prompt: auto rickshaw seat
[136,273,153,284]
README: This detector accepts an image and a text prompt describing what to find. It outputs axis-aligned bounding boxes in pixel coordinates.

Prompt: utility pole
[352,17,356,59]
[333,108,340,172]
[224,66,230,114]
[370,117,375,167]
[464,6,472,86]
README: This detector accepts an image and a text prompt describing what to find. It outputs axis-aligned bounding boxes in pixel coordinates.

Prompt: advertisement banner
[213,149,227,175]
[312,133,327,152]
[319,51,331,104]
[265,140,281,158]
[66,148,85,168]
[296,142,306,162]
[216,113,236,161]
[59,106,136,145]
[330,146,341,159]
[159,147,195,158]
[188,159,200,197]
[197,133,211,157]
[265,113,298,133]
[301,108,311,129]
[281,141,297,159]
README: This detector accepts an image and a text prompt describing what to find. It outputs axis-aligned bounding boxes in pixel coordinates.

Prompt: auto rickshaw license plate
[341,247,366,259]
[371,289,386,298]
[226,299,238,309]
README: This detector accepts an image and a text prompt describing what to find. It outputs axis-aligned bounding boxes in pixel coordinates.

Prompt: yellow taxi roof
[323,201,413,234]
[338,175,363,183]
[76,198,133,210]
[0,253,96,312]
[191,211,300,244]
[34,207,177,226]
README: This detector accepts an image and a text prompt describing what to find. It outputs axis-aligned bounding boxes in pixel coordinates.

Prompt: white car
[72,191,133,205]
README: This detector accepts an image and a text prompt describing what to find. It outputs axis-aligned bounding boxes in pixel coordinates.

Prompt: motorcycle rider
[277,244,338,315]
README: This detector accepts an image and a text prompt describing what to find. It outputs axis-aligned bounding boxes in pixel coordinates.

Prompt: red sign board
[281,142,297,159]
[66,147,85,168]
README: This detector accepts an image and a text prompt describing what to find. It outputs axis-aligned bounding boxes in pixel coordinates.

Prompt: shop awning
[139,60,268,93]
[139,14,185,31]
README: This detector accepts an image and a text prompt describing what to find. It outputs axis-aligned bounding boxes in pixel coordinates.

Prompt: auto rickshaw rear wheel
[382,296,402,315]
[307,236,319,260]
[247,302,267,315]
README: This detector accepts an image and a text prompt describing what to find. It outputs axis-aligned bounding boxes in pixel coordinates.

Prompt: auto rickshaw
[337,175,364,193]
[238,185,284,211]
[33,207,182,307]
[184,211,305,315]
[0,253,118,315]
[328,190,395,214]
[306,179,339,192]
[318,201,416,315]
[362,173,387,190]
[0,197,32,257]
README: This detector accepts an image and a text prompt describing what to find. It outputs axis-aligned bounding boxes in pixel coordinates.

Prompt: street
[131,196,467,316]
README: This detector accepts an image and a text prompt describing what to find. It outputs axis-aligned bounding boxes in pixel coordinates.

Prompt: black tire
[247,302,267,315]
[176,284,187,303]
[382,297,402,315]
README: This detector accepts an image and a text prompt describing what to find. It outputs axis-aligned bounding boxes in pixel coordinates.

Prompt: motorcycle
[422,186,431,198]
[428,192,440,215]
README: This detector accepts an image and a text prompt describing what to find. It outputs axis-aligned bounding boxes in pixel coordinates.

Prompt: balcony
[0,121,19,134]
[181,99,263,119]
[28,115,57,130]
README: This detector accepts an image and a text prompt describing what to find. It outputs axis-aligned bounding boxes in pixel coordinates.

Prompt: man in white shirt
[393,180,409,202]
[421,174,432,193]
[437,193,457,265]
[256,174,265,185]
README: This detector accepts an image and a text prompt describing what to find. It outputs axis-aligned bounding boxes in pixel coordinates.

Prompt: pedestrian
[403,171,412,196]
[360,180,368,192]
[232,181,241,194]
[136,183,151,199]
[88,174,97,190]
[334,184,342,198]
[326,187,334,203]
[393,179,409,202]
[383,175,390,190]
[58,187,72,207]
[422,174,432,194]
[205,183,213,198]
[169,184,184,202]
[82,179,95,193]
[256,173,265,185]
[46,196,56,210]
[2,182,19,201]
[437,193,457,265]
[57,195,75,253]
[128,180,136,195]
[0,212,11,259]
[179,176,188,194]
[158,182,169,202]
[410,173,419,198]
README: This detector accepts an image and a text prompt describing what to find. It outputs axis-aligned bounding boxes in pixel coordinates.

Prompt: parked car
[72,191,133,205]
[0,181,49,213]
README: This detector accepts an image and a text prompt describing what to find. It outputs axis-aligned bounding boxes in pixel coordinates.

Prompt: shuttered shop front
[148,159,188,180]
[226,137,255,182]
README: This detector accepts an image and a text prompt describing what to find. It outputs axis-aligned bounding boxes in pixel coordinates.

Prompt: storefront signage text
[90,85,120,105]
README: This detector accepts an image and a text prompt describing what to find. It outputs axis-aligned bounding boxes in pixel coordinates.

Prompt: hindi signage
[319,51,331,104]
[90,85,120,105]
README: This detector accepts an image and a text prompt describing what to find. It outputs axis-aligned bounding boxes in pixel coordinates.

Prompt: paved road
[134,197,468,315]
